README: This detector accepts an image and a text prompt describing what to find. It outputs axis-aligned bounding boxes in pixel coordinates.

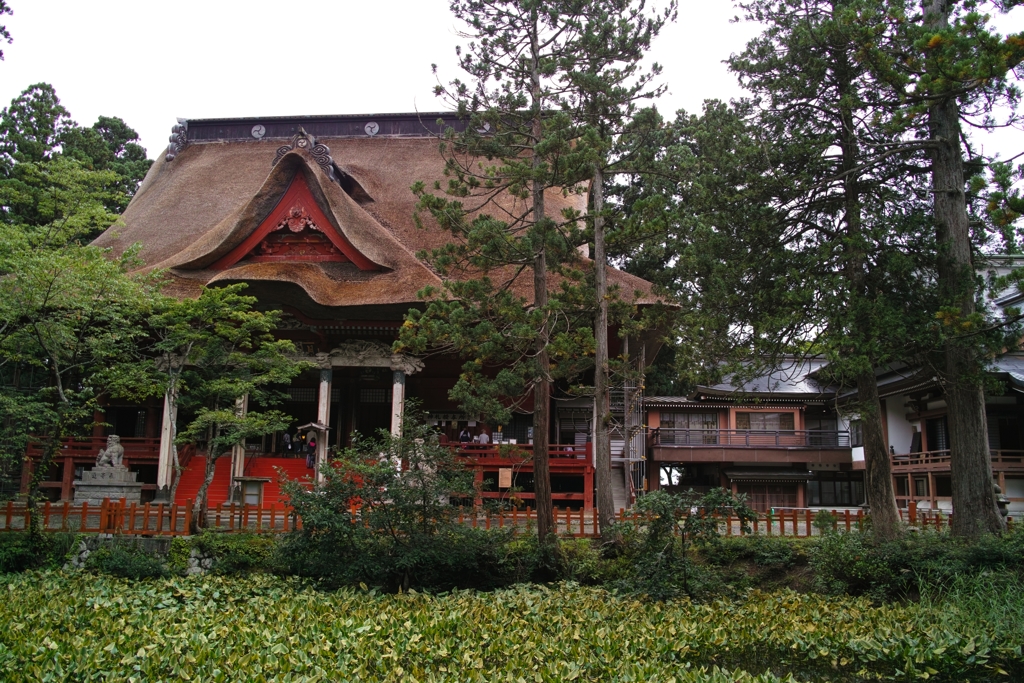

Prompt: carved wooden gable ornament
[210,172,379,270]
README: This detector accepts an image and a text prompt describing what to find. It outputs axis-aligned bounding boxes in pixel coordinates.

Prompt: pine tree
[403,0,596,542]
[907,0,1024,536]
[723,0,945,540]
[562,0,675,538]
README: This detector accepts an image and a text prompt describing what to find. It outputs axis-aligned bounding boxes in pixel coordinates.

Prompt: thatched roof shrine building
[67,113,657,510]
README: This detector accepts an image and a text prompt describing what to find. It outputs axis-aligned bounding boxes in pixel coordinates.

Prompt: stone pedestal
[73,465,143,506]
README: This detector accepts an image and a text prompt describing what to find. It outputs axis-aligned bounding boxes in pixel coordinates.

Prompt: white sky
[0,0,1021,162]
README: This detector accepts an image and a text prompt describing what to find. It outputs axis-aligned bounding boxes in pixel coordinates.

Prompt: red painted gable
[211,172,379,271]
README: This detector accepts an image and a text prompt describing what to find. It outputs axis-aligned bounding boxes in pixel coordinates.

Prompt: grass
[0,571,1021,682]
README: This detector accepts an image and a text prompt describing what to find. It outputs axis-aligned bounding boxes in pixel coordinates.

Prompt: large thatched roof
[93,113,656,314]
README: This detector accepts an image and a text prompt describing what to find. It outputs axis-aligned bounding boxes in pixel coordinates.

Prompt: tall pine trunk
[856,370,901,539]
[925,0,1003,537]
[529,10,554,543]
[592,164,615,537]
[835,57,901,539]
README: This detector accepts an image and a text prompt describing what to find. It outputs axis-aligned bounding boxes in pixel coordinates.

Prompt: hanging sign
[498,468,513,489]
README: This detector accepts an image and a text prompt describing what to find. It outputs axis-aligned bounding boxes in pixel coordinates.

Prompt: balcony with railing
[452,442,595,509]
[890,448,1024,474]
[650,428,853,464]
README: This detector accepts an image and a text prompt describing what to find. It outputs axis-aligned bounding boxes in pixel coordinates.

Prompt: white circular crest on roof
[365,122,379,136]
[251,124,266,139]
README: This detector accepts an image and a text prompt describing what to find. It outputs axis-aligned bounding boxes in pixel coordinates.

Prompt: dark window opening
[914,477,928,497]
[850,420,863,448]
[808,475,865,507]
[926,416,949,452]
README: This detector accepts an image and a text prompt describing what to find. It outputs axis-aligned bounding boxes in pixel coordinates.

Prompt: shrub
[0,531,79,573]
[84,540,167,579]
[708,535,797,569]
[812,509,837,533]
[192,531,279,574]
[809,530,894,598]
[560,537,604,584]
[167,536,192,574]
[809,527,1024,600]
[0,534,35,573]
[615,488,757,601]
[282,410,517,591]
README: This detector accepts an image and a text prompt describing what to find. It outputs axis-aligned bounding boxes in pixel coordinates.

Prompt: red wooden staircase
[173,456,314,507]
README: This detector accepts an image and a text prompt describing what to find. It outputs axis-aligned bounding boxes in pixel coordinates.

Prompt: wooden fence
[3,498,1009,538]
[1,499,192,536]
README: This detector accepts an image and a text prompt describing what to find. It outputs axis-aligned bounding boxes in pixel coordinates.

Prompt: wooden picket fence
[0,498,1012,538]
[0,499,193,536]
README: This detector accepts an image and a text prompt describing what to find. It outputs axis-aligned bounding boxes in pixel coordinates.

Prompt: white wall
[885,396,916,455]
[838,413,865,463]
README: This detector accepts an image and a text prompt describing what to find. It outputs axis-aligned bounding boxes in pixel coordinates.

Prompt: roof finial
[165,118,188,162]
[272,128,337,181]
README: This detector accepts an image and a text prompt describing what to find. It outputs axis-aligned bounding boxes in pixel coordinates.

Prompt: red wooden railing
[0,499,192,536]
[5,497,1007,538]
[25,436,161,460]
[452,442,592,461]
[652,428,851,448]
[890,449,1024,472]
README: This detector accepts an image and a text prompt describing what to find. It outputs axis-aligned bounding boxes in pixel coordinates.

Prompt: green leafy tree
[0,84,156,513]
[709,0,951,540]
[620,0,1022,538]
[0,221,157,530]
[131,285,310,504]
[1,84,152,227]
[908,0,1023,537]
[0,1,11,61]
[0,83,71,175]
[141,286,307,523]
[60,115,152,211]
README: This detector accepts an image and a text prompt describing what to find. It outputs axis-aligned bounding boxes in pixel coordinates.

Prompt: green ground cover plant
[0,571,1020,682]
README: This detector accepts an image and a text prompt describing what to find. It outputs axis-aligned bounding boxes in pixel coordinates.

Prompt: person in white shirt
[476,430,490,445]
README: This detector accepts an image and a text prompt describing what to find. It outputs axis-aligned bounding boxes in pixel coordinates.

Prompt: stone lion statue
[96,435,124,467]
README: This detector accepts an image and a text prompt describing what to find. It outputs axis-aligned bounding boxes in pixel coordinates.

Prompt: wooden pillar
[928,471,936,510]
[474,467,484,508]
[316,368,332,483]
[583,466,594,512]
[144,401,160,438]
[156,390,176,501]
[61,456,75,502]
[229,394,249,501]
[796,481,805,509]
[19,456,32,496]
[390,370,406,437]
